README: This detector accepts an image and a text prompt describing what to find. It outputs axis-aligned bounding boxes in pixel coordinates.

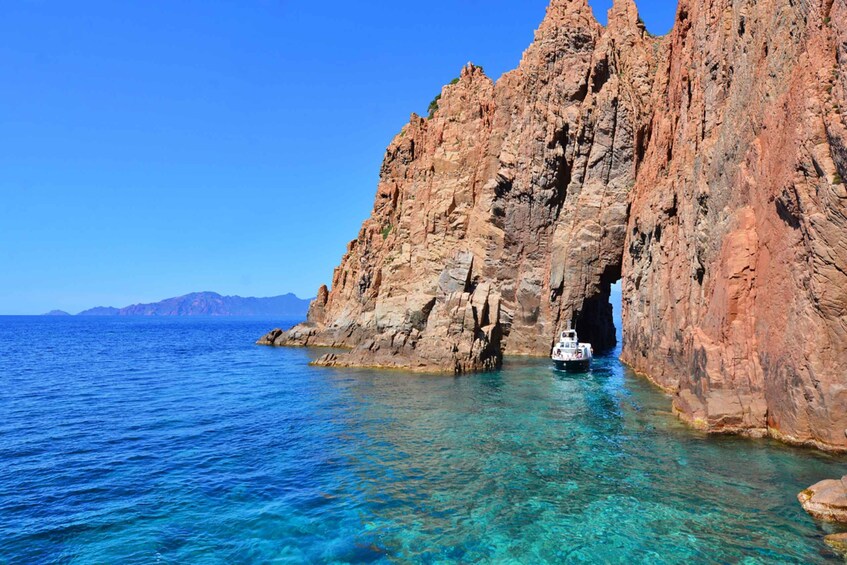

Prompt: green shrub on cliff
[833,172,843,185]
[428,94,442,118]
[428,76,463,118]
[381,224,393,240]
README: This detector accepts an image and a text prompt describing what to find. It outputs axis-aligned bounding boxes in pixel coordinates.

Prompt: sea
[1,313,846,563]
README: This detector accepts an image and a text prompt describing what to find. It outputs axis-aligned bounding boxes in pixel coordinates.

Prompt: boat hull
[553,359,591,372]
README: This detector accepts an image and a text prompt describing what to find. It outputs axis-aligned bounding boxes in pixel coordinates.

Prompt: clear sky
[0,1,677,314]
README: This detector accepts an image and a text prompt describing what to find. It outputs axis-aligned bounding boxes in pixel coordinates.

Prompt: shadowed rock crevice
[574,264,621,353]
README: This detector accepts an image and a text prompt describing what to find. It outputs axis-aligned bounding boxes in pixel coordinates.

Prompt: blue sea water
[1,315,846,564]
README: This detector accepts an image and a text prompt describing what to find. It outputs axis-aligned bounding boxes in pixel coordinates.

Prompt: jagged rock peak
[542,0,595,21]
[607,0,647,33]
[459,62,486,79]
[539,0,646,36]
[537,0,599,34]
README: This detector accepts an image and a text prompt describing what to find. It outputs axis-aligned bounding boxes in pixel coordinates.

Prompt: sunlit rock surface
[798,476,847,522]
[261,0,847,450]
[621,0,847,451]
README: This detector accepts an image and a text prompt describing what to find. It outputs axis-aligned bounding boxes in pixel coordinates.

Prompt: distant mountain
[43,310,71,316]
[77,307,120,316]
[76,292,311,318]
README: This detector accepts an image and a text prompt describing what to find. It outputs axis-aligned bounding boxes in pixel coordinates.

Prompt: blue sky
[0,1,676,314]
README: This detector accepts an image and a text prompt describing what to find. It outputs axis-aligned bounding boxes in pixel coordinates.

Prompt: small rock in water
[798,477,847,523]
[825,533,847,557]
[256,328,283,346]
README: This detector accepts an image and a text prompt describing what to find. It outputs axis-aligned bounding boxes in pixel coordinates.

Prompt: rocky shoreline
[261,0,847,453]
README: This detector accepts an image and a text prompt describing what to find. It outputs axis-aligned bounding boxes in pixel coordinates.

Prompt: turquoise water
[1,316,846,563]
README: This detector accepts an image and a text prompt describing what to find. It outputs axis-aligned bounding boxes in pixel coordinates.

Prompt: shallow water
[1,316,845,563]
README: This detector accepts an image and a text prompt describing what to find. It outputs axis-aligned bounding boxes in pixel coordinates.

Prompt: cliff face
[263,0,658,373]
[621,0,847,451]
[261,0,847,449]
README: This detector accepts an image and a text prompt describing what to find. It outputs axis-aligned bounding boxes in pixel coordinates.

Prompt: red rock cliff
[262,0,657,374]
[621,0,847,451]
[260,0,847,450]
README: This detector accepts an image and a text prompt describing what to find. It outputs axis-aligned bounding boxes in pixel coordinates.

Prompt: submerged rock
[798,476,847,523]
[825,533,847,557]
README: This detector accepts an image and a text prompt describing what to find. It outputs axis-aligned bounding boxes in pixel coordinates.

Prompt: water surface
[1,316,845,563]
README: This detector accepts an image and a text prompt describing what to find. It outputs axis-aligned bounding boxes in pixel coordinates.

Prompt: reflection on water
[0,316,845,563]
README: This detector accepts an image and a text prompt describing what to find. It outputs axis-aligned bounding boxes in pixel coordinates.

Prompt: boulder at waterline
[798,476,847,523]
[825,533,847,557]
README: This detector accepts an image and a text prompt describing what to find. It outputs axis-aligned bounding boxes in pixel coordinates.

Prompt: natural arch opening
[573,264,622,354]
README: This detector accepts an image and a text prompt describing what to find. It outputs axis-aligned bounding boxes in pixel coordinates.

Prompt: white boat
[551,327,593,371]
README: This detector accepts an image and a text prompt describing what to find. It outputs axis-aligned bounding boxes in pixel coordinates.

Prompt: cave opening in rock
[573,265,622,354]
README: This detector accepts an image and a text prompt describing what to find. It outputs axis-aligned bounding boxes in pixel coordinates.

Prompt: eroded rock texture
[261,0,847,450]
[798,476,847,523]
[620,0,847,451]
[263,0,658,373]
[825,533,847,557]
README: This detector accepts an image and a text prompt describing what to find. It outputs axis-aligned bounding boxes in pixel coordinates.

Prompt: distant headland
[45,292,311,318]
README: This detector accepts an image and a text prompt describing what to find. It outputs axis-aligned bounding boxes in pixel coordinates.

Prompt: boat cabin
[552,325,593,370]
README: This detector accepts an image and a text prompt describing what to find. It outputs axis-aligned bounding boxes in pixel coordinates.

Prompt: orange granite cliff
[621,0,847,452]
[260,0,847,452]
